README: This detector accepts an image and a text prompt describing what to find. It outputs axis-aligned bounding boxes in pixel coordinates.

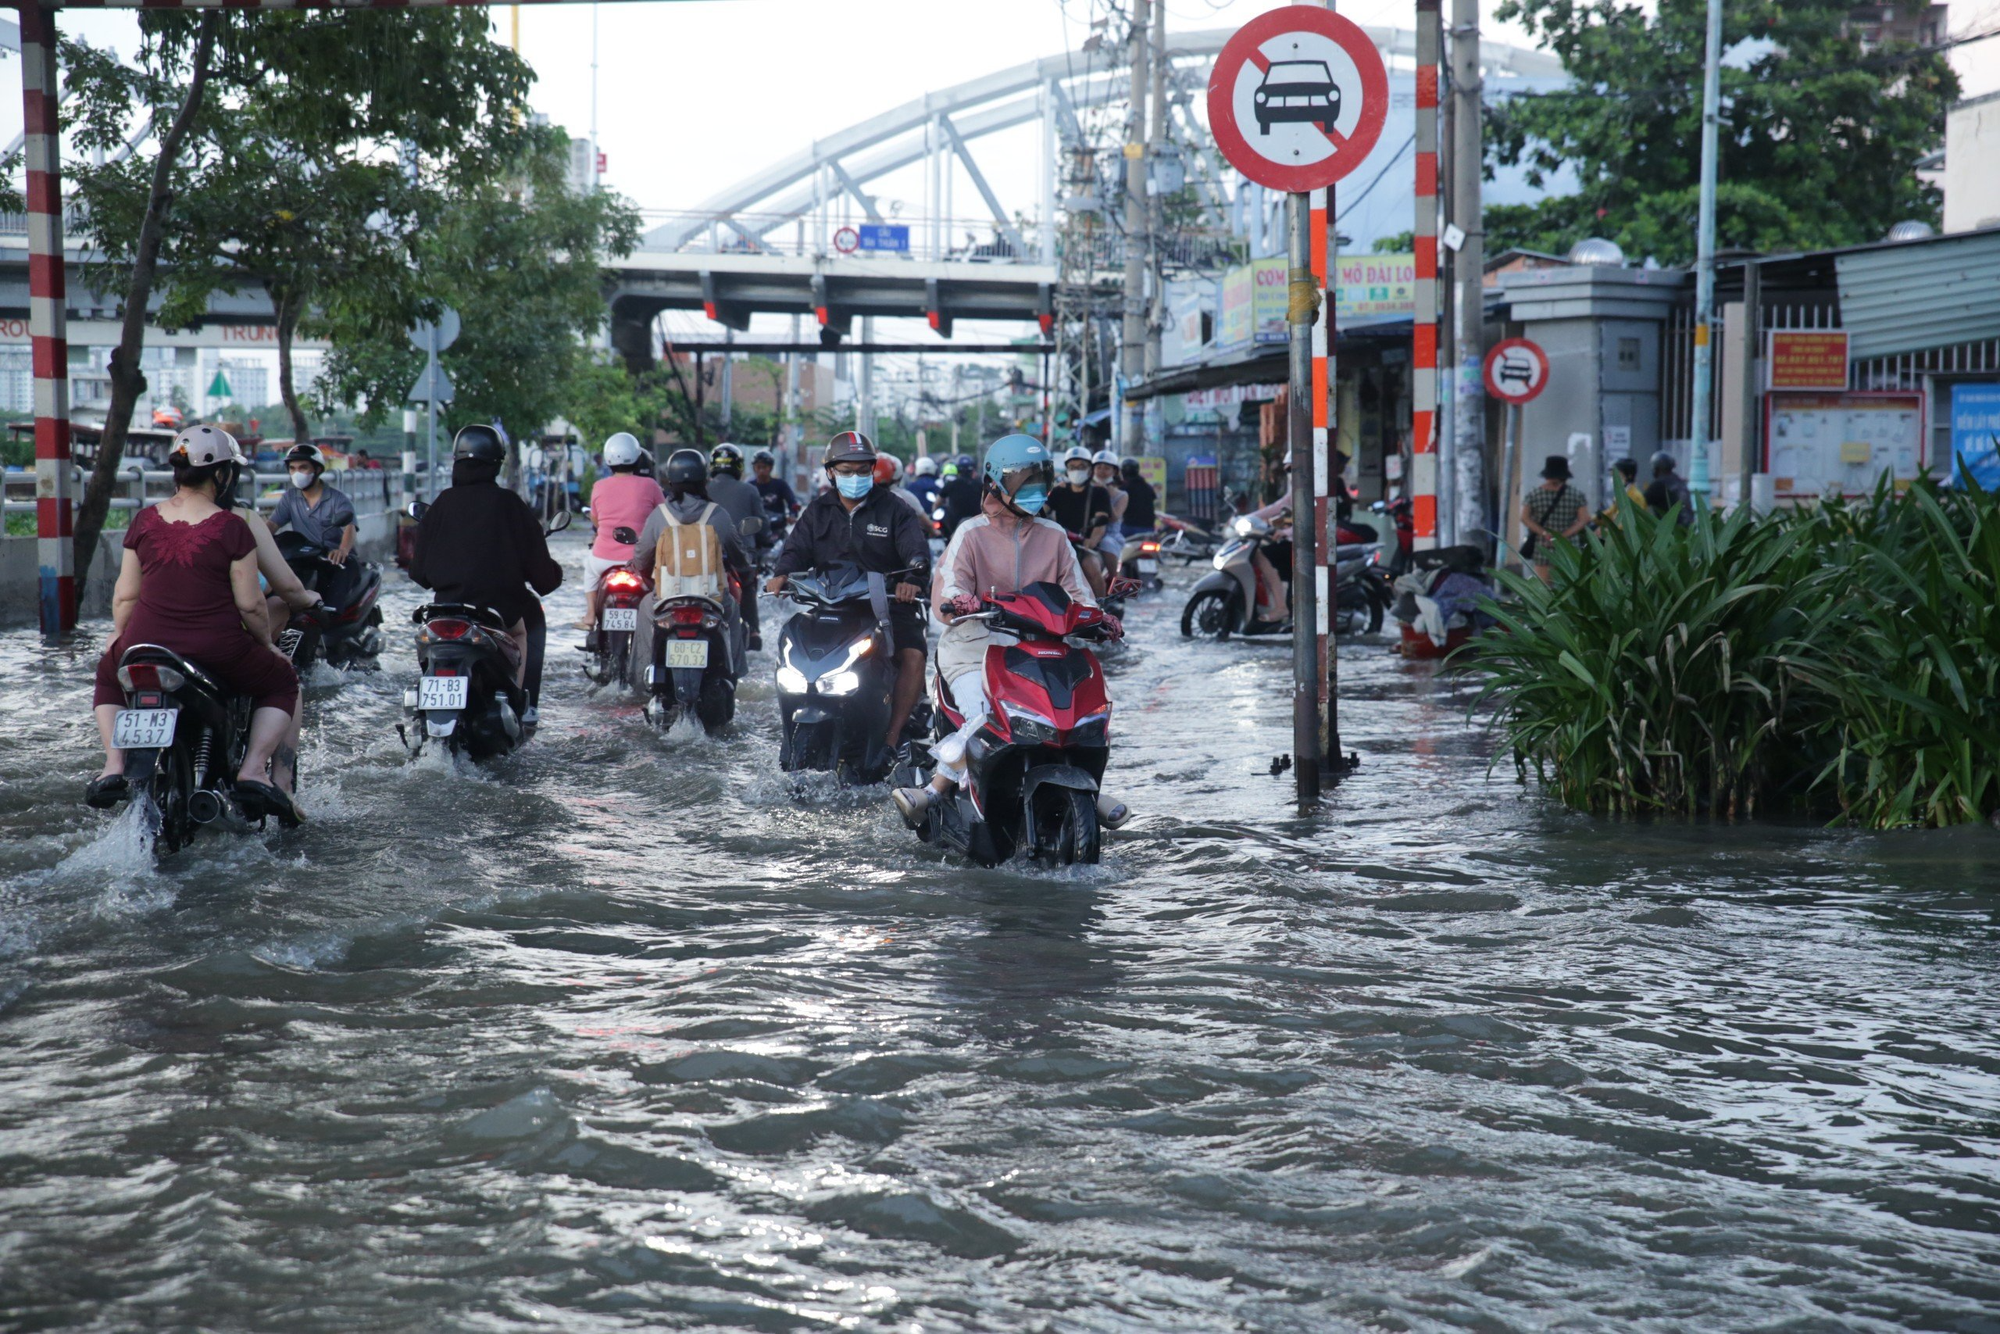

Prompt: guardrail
[2,465,398,521]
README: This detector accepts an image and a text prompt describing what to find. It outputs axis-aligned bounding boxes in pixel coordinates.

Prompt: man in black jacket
[934,453,983,538]
[765,430,932,750]
[411,424,564,722]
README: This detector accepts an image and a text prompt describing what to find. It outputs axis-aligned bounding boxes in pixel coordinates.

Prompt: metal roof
[1835,227,2000,359]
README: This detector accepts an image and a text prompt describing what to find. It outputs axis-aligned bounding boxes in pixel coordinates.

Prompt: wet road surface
[3,533,1998,1331]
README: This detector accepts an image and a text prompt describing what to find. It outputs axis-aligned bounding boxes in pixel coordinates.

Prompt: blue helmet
[982,433,1052,490]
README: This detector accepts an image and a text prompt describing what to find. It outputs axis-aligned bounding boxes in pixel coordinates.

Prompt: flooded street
[3,534,1998,1332]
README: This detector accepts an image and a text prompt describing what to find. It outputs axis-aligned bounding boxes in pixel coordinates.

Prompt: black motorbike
[403,602,533,760]
[274,531,384,670]
[104,644,262,853]
[774,564,929,784]
[645,576,741,735]
[581,524,646,689]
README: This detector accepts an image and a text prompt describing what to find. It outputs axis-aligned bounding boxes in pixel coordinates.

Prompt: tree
[1487,0,1957,264]
[61,11,536,595]
[312,124,640,452]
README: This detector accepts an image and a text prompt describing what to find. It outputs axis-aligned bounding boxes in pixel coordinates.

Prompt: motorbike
[1371,494,1416,576]
[774,564,929,784]
[1118,530,1166,592]
[644,573,742,735]
[890,581,1118,867]
[399,502,567,761]
[103,643,261,853]
[273,531,384,670]
[581,524,646,688]
[1180,515,1391,640]
[1156,514,1219,565]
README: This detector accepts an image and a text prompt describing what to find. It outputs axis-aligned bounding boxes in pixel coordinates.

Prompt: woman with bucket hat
[1519,454,1590,580]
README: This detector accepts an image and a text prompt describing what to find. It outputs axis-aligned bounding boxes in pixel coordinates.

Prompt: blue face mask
[1012,483,1049,515]
[836,474,874,500]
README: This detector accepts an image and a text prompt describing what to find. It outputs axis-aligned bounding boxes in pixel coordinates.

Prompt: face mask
[1066,467,1089,485]
[289,470,313,489]
[1012,483,1049,515]
[836,474,873,500]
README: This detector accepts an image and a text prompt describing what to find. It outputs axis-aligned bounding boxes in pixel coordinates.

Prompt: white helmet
[1092,449,1119,467]
[602,431,642,469]
[914,455,939,477]
[169,424,239,468]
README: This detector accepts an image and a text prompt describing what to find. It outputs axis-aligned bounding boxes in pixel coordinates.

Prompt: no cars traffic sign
[1206,6,1389,194]
[1484,338,1550,405]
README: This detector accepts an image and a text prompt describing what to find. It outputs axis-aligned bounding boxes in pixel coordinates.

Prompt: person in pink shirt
[578,432,665,629]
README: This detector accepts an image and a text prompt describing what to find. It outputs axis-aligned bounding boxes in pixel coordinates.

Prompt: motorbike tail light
[604,569,645,595]
[427,618,472,640]
[433,667,459,676]
[134,691,164,709]
[1140,542,1159,554]
[117,662,185,693]
[668,605,706,627]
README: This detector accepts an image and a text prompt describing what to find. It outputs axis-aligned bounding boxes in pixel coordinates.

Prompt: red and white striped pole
[1310,183,1335,763]
[1411,0,1441,550]
[23,5,74,641]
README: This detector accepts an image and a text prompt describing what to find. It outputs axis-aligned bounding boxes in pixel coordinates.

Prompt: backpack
[652,502,728,604]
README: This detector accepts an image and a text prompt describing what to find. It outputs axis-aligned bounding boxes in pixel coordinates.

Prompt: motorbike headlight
[1001,701,1060,746]
[816,669,862,696]
[775,665,810,695]
[1069,710,1109,748]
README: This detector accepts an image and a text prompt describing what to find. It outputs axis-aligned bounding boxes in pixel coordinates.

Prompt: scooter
[403,601,532,760]
[581,527,646,688]
[100,643,263,854]
[774,564,929,784]
[890,581,1118,867]
[1118,530,1166,592]
[1181,515,1390,639]
[645,575,741,735]
[1371,494,1416,576]
[274,530,384,669]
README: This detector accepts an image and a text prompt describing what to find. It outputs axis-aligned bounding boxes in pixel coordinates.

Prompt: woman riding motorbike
[577,432,664,630]
[87,425,303,824]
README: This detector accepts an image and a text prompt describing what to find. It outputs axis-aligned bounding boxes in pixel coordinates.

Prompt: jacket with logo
[770,485,931,582]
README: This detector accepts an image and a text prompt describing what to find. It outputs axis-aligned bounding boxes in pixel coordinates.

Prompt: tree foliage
[1487,0,1957,263]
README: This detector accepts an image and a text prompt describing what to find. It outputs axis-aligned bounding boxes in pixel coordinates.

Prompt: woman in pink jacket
[891,434,1129,830]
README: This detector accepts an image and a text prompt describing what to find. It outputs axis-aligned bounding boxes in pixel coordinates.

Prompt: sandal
[85,774,131,809]
[234,778,305,829]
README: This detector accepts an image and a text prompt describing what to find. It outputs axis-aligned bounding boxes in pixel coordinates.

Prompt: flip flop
[234,778,305,829]
[84,774,131,809]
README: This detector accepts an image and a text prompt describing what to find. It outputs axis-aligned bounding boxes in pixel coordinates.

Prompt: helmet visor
[998,461,1054,497]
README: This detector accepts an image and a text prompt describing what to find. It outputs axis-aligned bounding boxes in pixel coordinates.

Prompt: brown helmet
[822,430,876,469]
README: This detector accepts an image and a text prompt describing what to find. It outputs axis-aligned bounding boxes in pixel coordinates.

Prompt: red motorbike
[583,565,648,688]
[891,580,1118,867]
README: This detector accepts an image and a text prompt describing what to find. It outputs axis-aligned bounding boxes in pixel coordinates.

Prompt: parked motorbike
[274,531,384,670]
[104,643,261,853]
[1156,514,1219,565]
[774,564,929,784]
[1180,515,1390,639]
[1371,494,1416,576]
[890,581,1118,867]
[644,574,742,735]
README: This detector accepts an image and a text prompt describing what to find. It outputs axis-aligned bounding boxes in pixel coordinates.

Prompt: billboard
[1949,382,2000,489]
[1336,253,1416,321]
[1217,258,1290,350]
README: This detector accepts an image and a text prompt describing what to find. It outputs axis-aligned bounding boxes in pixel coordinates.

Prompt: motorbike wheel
[696,679,736,734]
[145,744,193,855]
[1181,589,1234,641]
[1054,787,1100,865]
[1365,587,1387,634]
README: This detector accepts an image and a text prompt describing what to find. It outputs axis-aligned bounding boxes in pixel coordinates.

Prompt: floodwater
[3,533,1997,1333]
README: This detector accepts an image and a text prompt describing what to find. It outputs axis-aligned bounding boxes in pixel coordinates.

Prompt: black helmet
[953,453,975,472]
[823,430,876,469]
[453,424,507,463]
[709,442,745,476]
[1650,450,1677,476]
[663,448,708,486]
[751,448,776,467]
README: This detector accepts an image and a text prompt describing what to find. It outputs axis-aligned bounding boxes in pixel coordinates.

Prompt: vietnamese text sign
[1217,258,1291,350]
[1765,390,1923,499]
[857,224,910,253]
[1334,253,1415,320]
[1767,331,1849,390]
[1949,382,2000,489]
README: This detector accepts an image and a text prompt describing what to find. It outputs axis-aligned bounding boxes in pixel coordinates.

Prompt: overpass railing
[2,464,398,525]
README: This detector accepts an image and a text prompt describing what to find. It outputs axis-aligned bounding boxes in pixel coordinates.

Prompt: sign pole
[426,323,440,499]
[1286,191,1321,807]
[24,5,75,642]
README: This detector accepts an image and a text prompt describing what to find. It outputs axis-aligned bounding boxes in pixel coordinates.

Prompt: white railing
[1,465,397,522]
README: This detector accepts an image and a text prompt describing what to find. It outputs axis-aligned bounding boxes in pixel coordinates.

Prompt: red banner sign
[1766,331,1849,391]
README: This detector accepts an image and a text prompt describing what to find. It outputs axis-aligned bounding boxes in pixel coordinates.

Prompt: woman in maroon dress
[88,426,303,825]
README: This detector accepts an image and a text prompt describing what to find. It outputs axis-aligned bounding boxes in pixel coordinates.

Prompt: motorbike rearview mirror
[739,516,763,537]
[545,510,573,534]
[406,500,428,521]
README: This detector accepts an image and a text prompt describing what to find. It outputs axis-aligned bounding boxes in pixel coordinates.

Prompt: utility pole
[858,315,875,441]
[1689,0,1724,507]
[786,312,802,481]
[1449,0,1486,549]
[1143,0,1167,392]
[1120,0,1151,456]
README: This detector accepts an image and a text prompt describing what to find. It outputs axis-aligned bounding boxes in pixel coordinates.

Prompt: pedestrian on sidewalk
[1520,455,1589,580]
[1600,457,1648,526]
[1643,451,1695,526]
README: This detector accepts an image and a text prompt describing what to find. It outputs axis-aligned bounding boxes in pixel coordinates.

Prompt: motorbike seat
[413,602,512,632]
[119,643,224,695]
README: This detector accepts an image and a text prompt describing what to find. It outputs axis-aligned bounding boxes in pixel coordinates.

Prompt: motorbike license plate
[1136,558,1159,574]
[602,608,638,632]
[112,708,176,750]
[418,675,469,710]
[664,639,710,670]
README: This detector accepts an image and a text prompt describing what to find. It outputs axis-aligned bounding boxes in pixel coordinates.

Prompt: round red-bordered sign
[1206,6,1389,194]
[1483,338,1550,404]
[832,226,860,255]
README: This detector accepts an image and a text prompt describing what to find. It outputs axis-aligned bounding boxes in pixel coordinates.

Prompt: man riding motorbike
[272,444,357,604]
[1119,456,1157,536]
[579,431,665,630]
[628,448,754,675]
[766,430,933,754]
[907,455,942,515]
[933,452,983,539]
[1045,445,1113,597]
[409,424,565,725]
[890,433,1129,831]
[707,442,768,649]
[750,448,802,541]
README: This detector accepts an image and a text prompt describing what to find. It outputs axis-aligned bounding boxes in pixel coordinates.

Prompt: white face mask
[1066,466,1090,485]
[289,470,313,489]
